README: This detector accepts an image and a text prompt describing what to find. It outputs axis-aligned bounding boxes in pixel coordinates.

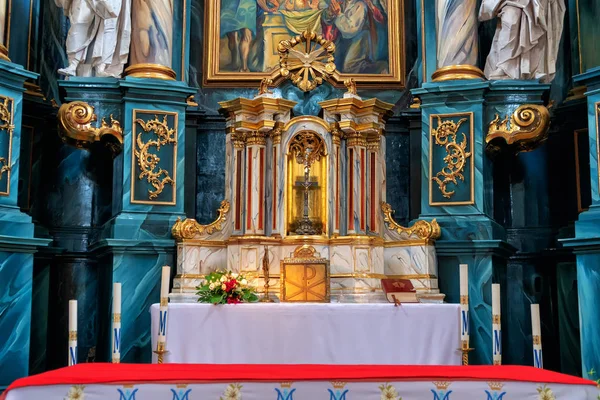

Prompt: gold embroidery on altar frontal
[429,112,475,206]
[0,96,13,196]
[131,110,178,205]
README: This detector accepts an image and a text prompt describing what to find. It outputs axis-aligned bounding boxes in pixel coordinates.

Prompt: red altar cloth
[3,363,595,395]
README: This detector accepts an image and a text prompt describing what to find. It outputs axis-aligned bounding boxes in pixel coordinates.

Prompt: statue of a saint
[54,0,131,77]
[479,0,566,82]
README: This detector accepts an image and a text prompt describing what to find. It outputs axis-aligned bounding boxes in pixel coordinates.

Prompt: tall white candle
[68,300,77,366]
[459,264,469,345]
[157,266,170,362]
[492,284,501,365]
[112,283,122,363]
[531,304,543,368]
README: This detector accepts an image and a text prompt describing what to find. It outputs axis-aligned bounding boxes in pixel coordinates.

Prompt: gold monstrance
[289,132,326,235]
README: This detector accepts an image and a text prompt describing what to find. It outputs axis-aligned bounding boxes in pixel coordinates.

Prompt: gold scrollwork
[485,104,550,154]
[57,101,123,155]
[171,200,230,240]
[431,115,472,199]
[381,202,441,240]
[134,115,177,200]
[258,78,273,96]
[0,97,14,186]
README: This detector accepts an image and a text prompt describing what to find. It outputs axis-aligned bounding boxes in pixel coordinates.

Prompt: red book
[381,279,418,304]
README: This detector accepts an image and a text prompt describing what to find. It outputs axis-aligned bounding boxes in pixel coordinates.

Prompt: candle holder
[153,342,169,364]
[457,341,474,366]
[260,246,274,303]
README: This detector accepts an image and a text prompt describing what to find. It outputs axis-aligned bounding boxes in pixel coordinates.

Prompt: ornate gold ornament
[485,104,550,154]
[344,78,357,96]
[258,78,273,96]
[381,202,441,240]
[134,115,176,200]
[289,131,326,166]
[186,95,198,107]
[0,96,13,187]
[410,96,421,109]
[431,115,471,199]
[171,200,230,240]
[278,30,336,92]
[431,64,486,82]
[57,101,123,155]
[124,63,176,80]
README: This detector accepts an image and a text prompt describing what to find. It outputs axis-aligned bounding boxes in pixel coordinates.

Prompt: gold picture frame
[203,0,405,89]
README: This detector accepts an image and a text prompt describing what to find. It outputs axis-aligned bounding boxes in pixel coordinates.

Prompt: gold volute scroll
[431,65,486,82]
[258,78,273,96]
[172,200,230,241]
[57,101,124,155]
[0,44,9,62]
[124,63,177,80]
[485,104,550,154]
[381,202,441,240]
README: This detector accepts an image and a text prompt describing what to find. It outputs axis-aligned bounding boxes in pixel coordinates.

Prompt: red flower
[227,297,241,304]
[224,279,237,292]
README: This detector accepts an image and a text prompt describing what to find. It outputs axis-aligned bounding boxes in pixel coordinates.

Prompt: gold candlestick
[260,245,274,302]
[153,341,169,364]
[458,340,474,366]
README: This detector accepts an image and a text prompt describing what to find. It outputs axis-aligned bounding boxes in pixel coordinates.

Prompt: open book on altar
[381,279,418,304]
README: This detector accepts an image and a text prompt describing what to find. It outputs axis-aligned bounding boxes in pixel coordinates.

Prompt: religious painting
[203,0,405,88]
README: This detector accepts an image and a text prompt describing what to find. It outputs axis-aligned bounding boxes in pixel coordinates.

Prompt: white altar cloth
[150,303,461,365]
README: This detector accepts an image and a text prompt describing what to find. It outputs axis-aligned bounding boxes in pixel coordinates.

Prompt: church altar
[150,303,461,365]
[3,364,598,400]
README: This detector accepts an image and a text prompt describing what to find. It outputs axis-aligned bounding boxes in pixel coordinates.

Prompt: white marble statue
[479,0,566,82]
[54,0,131,77]
[436,0,479,67]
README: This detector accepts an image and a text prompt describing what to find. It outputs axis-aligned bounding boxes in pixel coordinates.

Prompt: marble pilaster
[245,131,267,235]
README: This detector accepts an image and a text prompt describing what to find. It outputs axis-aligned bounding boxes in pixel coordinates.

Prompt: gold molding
[429,112,475,206]
[124,63,176,80]
[172,200,230,241]
[381,202,441,240]
[431,65,486,82]
[485,104,550,154]
[131,111,178,205]
[384,239,434,247]
[0,96,13,196]
[203,1,405,89]
[57,101,123,155]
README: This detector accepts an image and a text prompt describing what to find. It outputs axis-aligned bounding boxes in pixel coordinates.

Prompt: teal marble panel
[556,261,582,376]
[5,0,33,68]
[576,0,600,73]
[0,251,33,390]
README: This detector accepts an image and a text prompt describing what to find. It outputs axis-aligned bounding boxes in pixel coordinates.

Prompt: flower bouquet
[196,271,258,304]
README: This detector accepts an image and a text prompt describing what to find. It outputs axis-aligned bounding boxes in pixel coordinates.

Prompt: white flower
[232,272,239,278]
[209,283,215,290]
[241,279,248,286]
[221,283,227,291]
[221,383,242,400]
[65,385,85,400]
[220,276,226,282]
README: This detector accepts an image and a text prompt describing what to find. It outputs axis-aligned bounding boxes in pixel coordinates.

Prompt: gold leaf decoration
[0,97,13,184]
[381,202,441,240]
[486,104,550,154]
[171,200,230,240]
[431,115,471,199]
[134,115,176,200]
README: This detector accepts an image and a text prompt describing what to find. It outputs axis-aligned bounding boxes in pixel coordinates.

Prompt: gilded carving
[246,130,267,146]
[0,96,13,187]
[134,114,176,200]
[172,200,230,241]
[485,104,550,154]
[258,78,273,96]
[431,115,472,199]
[381,202,441,240]
[270,122,283,145]
[278,30,336,92]
[344,78,357,96]
[57,101,123,155]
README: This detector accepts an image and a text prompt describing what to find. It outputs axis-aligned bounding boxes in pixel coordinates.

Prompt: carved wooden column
[245,131,267,235]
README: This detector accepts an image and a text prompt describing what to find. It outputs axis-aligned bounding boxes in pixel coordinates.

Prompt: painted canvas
[204,0,404,88]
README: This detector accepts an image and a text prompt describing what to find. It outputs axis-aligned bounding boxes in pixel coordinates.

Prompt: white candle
[68,300,77,366]
[531,304,543,368]
[157,266,170,361]
[112,283,121,363]
[492,284,501,365]
[459,264,469,344]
